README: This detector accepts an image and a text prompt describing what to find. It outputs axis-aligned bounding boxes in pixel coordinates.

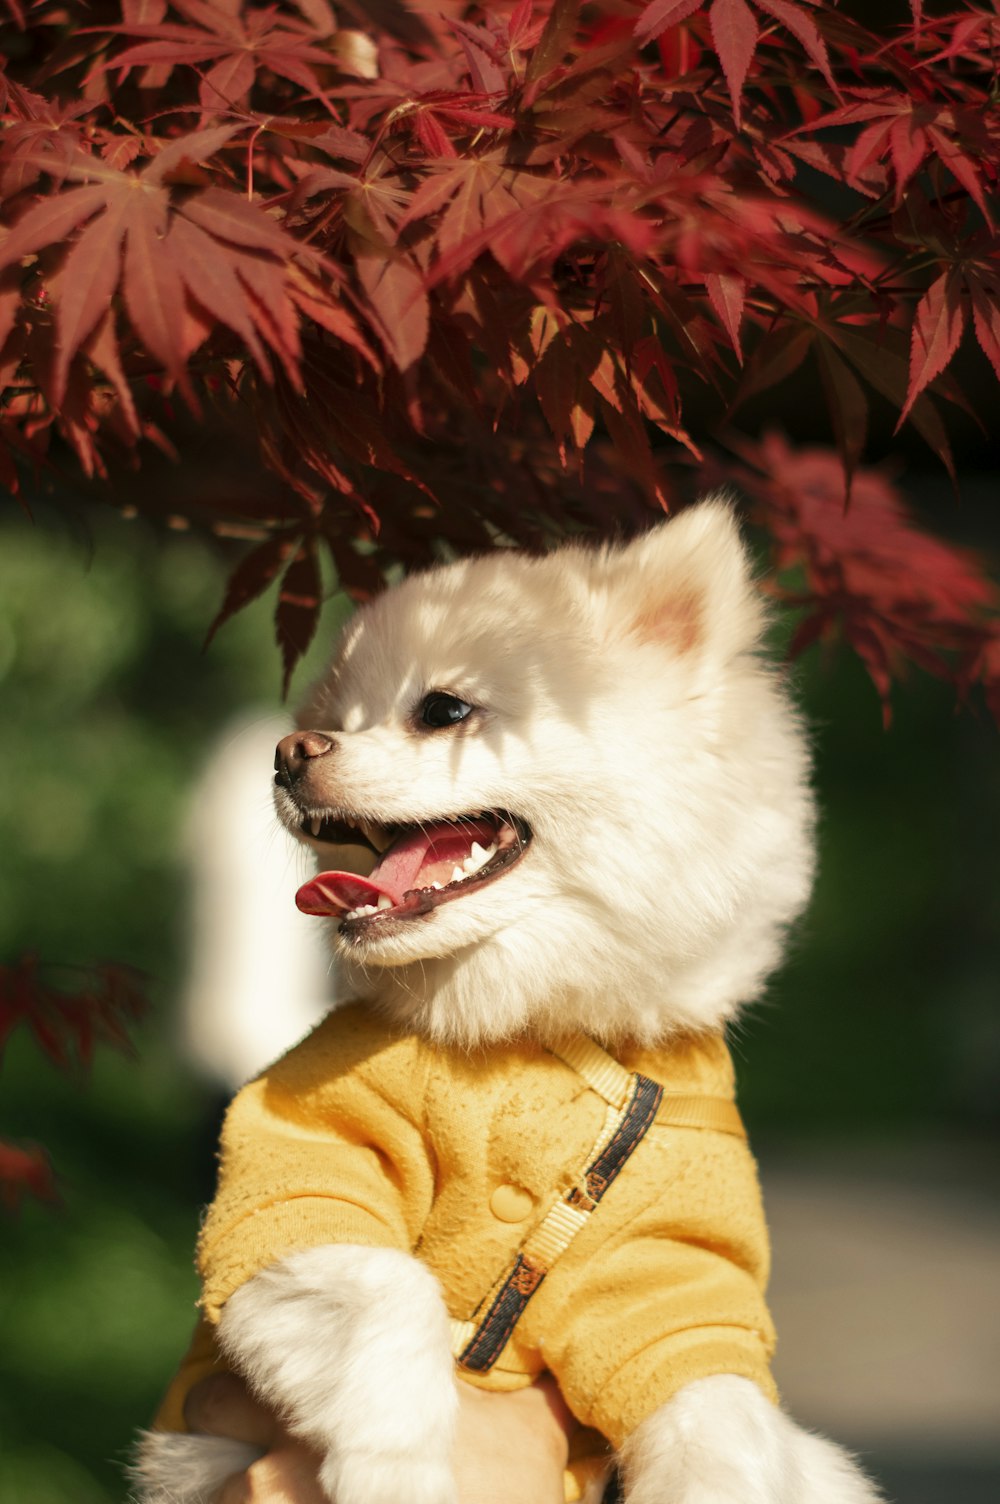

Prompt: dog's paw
[787,1426,884,1504]
[320,1451,459,1504]
[620,1375,882,1504]
[218,1245,458,1479]
[128,1429,264,1504]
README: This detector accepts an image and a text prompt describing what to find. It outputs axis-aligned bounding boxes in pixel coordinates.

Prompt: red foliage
[0,0,997,707]
[727,434,999,721]
[0,953,147,1067]
[0,956,147,1210]
[0,1140,59,1212]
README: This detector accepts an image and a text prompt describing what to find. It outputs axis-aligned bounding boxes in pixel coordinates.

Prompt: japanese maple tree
[0,0,997,706]
[3,0,998,1206]
[0,956,146,1208]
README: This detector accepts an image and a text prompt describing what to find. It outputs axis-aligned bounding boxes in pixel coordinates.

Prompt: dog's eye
[420,693,473,729]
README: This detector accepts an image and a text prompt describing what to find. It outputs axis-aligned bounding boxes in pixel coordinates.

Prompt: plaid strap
[456,1070,663,1373]
[451,1035,745,1374]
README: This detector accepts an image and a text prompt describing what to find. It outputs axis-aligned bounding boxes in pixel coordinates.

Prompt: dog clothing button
[489,1184,535,1223]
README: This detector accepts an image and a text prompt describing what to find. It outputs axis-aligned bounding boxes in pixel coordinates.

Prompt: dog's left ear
[607,498,765,661]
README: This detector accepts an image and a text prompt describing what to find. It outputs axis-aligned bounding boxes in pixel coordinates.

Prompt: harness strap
[552,1034,633,1106]
[451,1034,744,1372]
[550,1036,745,1139]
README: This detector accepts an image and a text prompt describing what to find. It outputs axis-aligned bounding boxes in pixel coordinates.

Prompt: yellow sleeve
[151,1316,228,1433]
[534,1127,777,1449]
[197,1007,435,1323]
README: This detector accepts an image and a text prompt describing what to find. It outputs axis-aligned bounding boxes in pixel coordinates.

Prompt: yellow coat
[156,1004,776,1498]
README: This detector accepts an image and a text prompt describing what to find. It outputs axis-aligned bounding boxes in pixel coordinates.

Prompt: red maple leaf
[0,126,325,406]
[0,956,148,1070]
[0,84,93,198]
[0,1141,59,1213]
[897,231,1000,422]
[732,432,999,720]
[0,0,997,696]
[793,90,998,222]
[965,258,1000,383]
[383,91,514,158]
[635,0,837,129]
[900,267,963,426]
[0,958,148,1213]
[97,0,371,116]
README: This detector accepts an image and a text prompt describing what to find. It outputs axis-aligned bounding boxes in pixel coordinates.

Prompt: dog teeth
[345,903,383,920]
[309,816,322,837]
[359,819,386,850]
[431,881,443,890]
[462,840,498,875]
[443,842,502,886]
[342,898,394,920]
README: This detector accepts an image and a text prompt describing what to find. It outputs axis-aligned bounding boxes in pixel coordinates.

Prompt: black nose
[274,730,335,789]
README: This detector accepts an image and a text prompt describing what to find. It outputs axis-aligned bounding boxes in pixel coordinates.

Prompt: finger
[216,1470,251,1504]
[184,1372,278,1447]
[237,1449,329,1504]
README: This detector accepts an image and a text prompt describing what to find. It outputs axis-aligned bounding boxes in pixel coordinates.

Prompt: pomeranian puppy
[135,501,879,1504]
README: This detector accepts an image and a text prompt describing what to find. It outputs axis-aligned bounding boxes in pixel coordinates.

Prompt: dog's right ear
[602,498,766,663]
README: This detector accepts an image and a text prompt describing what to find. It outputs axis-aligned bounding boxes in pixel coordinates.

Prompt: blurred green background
[0,484,997,1504]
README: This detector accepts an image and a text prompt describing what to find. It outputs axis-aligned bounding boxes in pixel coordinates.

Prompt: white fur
[217,1245,458,1504]
[130,1429,262,1503]
[289,501,815,1047]
[621,1377,882,1504]
[145,504,876,1504]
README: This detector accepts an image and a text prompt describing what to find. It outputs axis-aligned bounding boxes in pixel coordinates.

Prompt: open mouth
[293,809,531,933]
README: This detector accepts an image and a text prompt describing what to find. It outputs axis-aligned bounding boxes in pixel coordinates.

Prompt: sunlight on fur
[290,501,814,1047]
[137,502,879,1504]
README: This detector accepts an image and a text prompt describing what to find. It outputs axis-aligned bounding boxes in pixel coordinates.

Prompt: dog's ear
[606,498,765,660]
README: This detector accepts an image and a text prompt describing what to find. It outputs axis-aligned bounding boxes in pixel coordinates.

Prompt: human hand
[183,1372,323,1504]
[451,1375,572,1504]
[184,1369,572,1504]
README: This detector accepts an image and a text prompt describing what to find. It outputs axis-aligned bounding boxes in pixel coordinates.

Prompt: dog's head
[274,500,814,1046]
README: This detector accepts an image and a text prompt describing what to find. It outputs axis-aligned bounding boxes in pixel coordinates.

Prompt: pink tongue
[295,819,496,918]
[295,871,389,917]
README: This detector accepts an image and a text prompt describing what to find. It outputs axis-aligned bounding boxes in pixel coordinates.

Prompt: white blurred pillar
[180,713,333,1091]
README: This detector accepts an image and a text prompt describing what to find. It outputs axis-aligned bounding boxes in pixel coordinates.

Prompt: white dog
[135,501,880,1504]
